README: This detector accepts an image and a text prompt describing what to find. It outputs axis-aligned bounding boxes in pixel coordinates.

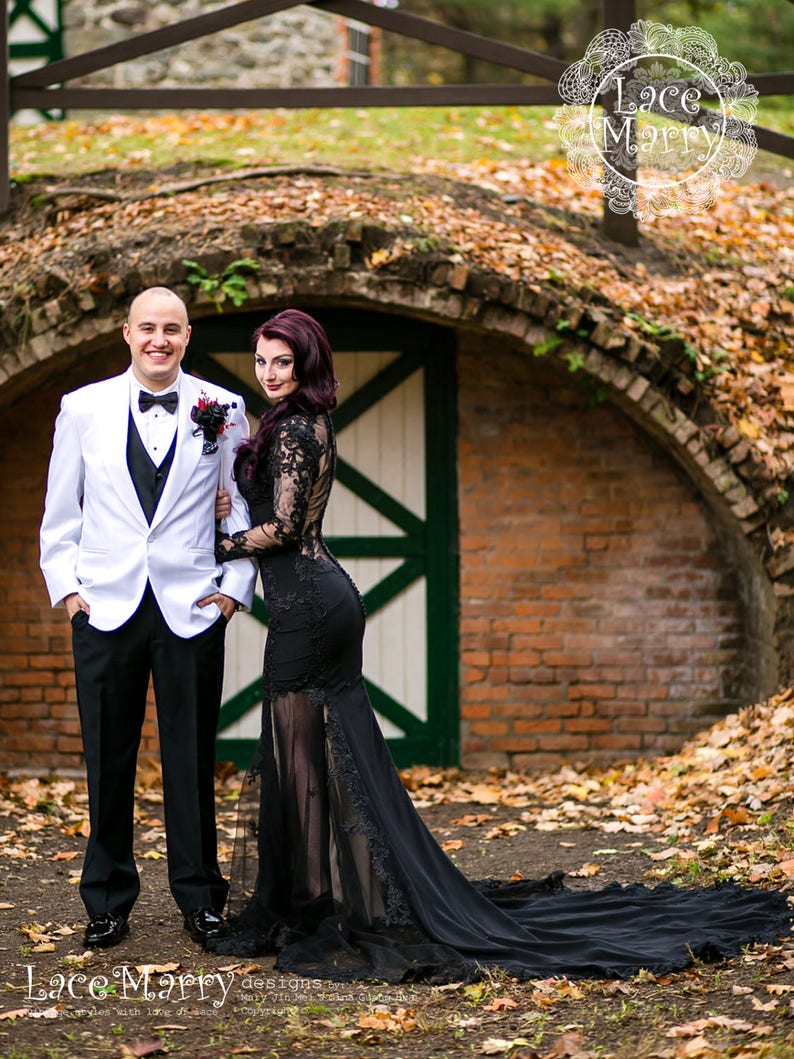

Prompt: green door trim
[189,307,459,767]
[335,455,424,536]
[10,0,64,118]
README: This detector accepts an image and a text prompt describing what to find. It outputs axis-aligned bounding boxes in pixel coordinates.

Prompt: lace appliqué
[324,703,416,930]
[216,413,332,562]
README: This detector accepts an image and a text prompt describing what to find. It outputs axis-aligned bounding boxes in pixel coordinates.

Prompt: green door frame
[188,307,460,768]
[9,0,63,119]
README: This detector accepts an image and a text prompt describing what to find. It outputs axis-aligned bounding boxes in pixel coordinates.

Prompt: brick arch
[0,227,785,770]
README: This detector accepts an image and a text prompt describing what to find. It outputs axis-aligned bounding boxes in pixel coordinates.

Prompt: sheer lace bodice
[216,412,334,562]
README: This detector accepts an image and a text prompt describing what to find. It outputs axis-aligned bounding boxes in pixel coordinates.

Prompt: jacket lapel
[101,372,150,527]
[149,373,205,531]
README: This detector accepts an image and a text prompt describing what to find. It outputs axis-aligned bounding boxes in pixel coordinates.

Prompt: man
[40,287,256,949]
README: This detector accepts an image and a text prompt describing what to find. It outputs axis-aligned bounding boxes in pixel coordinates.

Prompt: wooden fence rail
[1,0,793,246]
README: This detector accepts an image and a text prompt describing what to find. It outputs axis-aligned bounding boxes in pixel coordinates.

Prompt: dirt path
[1,789,791,1059]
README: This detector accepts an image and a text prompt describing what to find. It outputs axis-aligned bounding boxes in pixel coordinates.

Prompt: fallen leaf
[484,998,519,1011]
[545,1030,598,1057]
[569,863,601,878]
[667,1016,756,1036]
[358,1006,417,1032]
[481,1039,532,1055]
[749,996,778,1012]
[120,1040,164,1058]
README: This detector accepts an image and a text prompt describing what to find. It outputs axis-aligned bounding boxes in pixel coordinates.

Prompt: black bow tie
[139,391,178,414]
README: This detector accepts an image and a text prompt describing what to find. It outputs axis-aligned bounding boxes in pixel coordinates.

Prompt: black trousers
[71,585,229,919]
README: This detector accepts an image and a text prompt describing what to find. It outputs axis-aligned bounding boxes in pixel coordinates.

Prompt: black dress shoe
[84,913,129,949]
[183,907,226,943]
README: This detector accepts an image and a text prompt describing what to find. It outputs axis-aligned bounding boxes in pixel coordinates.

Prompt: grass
[9,105,564,177]
[8,100,793,182]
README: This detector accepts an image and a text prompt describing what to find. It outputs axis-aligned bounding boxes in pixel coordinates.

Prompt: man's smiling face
[124,289,191,392]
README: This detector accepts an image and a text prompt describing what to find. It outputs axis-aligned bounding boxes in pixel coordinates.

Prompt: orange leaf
[484,998,519,1012]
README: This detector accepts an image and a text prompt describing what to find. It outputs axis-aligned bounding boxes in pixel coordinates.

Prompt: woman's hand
[215,488,232,521]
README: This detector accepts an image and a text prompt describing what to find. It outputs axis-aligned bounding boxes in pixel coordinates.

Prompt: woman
[212,309,790,982]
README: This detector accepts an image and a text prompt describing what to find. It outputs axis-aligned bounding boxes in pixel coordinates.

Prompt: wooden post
[0,3,9,214]
[600,0,638,246]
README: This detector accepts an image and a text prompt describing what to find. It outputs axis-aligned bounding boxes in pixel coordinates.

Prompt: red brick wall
[457,336,745,770]
[1,355,160,773]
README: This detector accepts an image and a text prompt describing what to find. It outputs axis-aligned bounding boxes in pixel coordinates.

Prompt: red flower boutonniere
[190,392,236,454]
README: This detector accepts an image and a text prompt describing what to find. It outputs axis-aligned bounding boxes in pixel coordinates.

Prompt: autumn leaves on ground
[0,689,792,1059]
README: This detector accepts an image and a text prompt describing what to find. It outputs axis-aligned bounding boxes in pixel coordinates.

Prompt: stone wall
[61,0,340,89]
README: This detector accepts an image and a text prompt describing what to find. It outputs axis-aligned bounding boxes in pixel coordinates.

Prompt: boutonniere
[190,391,235,454]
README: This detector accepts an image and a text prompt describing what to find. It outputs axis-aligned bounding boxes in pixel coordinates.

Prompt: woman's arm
[215,417,321,561]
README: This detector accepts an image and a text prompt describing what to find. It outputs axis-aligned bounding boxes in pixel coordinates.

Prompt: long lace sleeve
[215,415,326,561]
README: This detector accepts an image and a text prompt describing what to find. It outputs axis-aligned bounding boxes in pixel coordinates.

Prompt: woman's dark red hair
[234,309,338,481]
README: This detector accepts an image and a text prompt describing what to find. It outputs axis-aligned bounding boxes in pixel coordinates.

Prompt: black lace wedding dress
[211,410,791,982]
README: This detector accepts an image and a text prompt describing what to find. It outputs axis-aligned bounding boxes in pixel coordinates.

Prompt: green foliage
[625,311,675,338]
[182,257,260,311]
[580,378,609,407]
[777,488,790,507]
[532,333,562,357]
[556,319,589,338]
[625,312,725,381]
[565,350,586,373]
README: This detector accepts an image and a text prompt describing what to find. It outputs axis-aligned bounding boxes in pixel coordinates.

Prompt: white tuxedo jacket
[40,368,257,638]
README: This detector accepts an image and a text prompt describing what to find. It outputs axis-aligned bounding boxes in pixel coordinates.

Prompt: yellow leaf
[737,418,760,439]
[569,863,601,877]
[450,814,494,827]
[465,784,503,805]
[481,1039,531,1055]
[368,249,391,267]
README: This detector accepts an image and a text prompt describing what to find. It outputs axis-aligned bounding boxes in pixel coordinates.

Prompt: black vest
[126,412,177,524]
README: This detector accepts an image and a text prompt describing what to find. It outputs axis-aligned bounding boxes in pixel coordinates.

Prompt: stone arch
[1,220,787,769]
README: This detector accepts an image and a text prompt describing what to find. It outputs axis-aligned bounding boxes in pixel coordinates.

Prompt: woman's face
[255,336,301,405]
